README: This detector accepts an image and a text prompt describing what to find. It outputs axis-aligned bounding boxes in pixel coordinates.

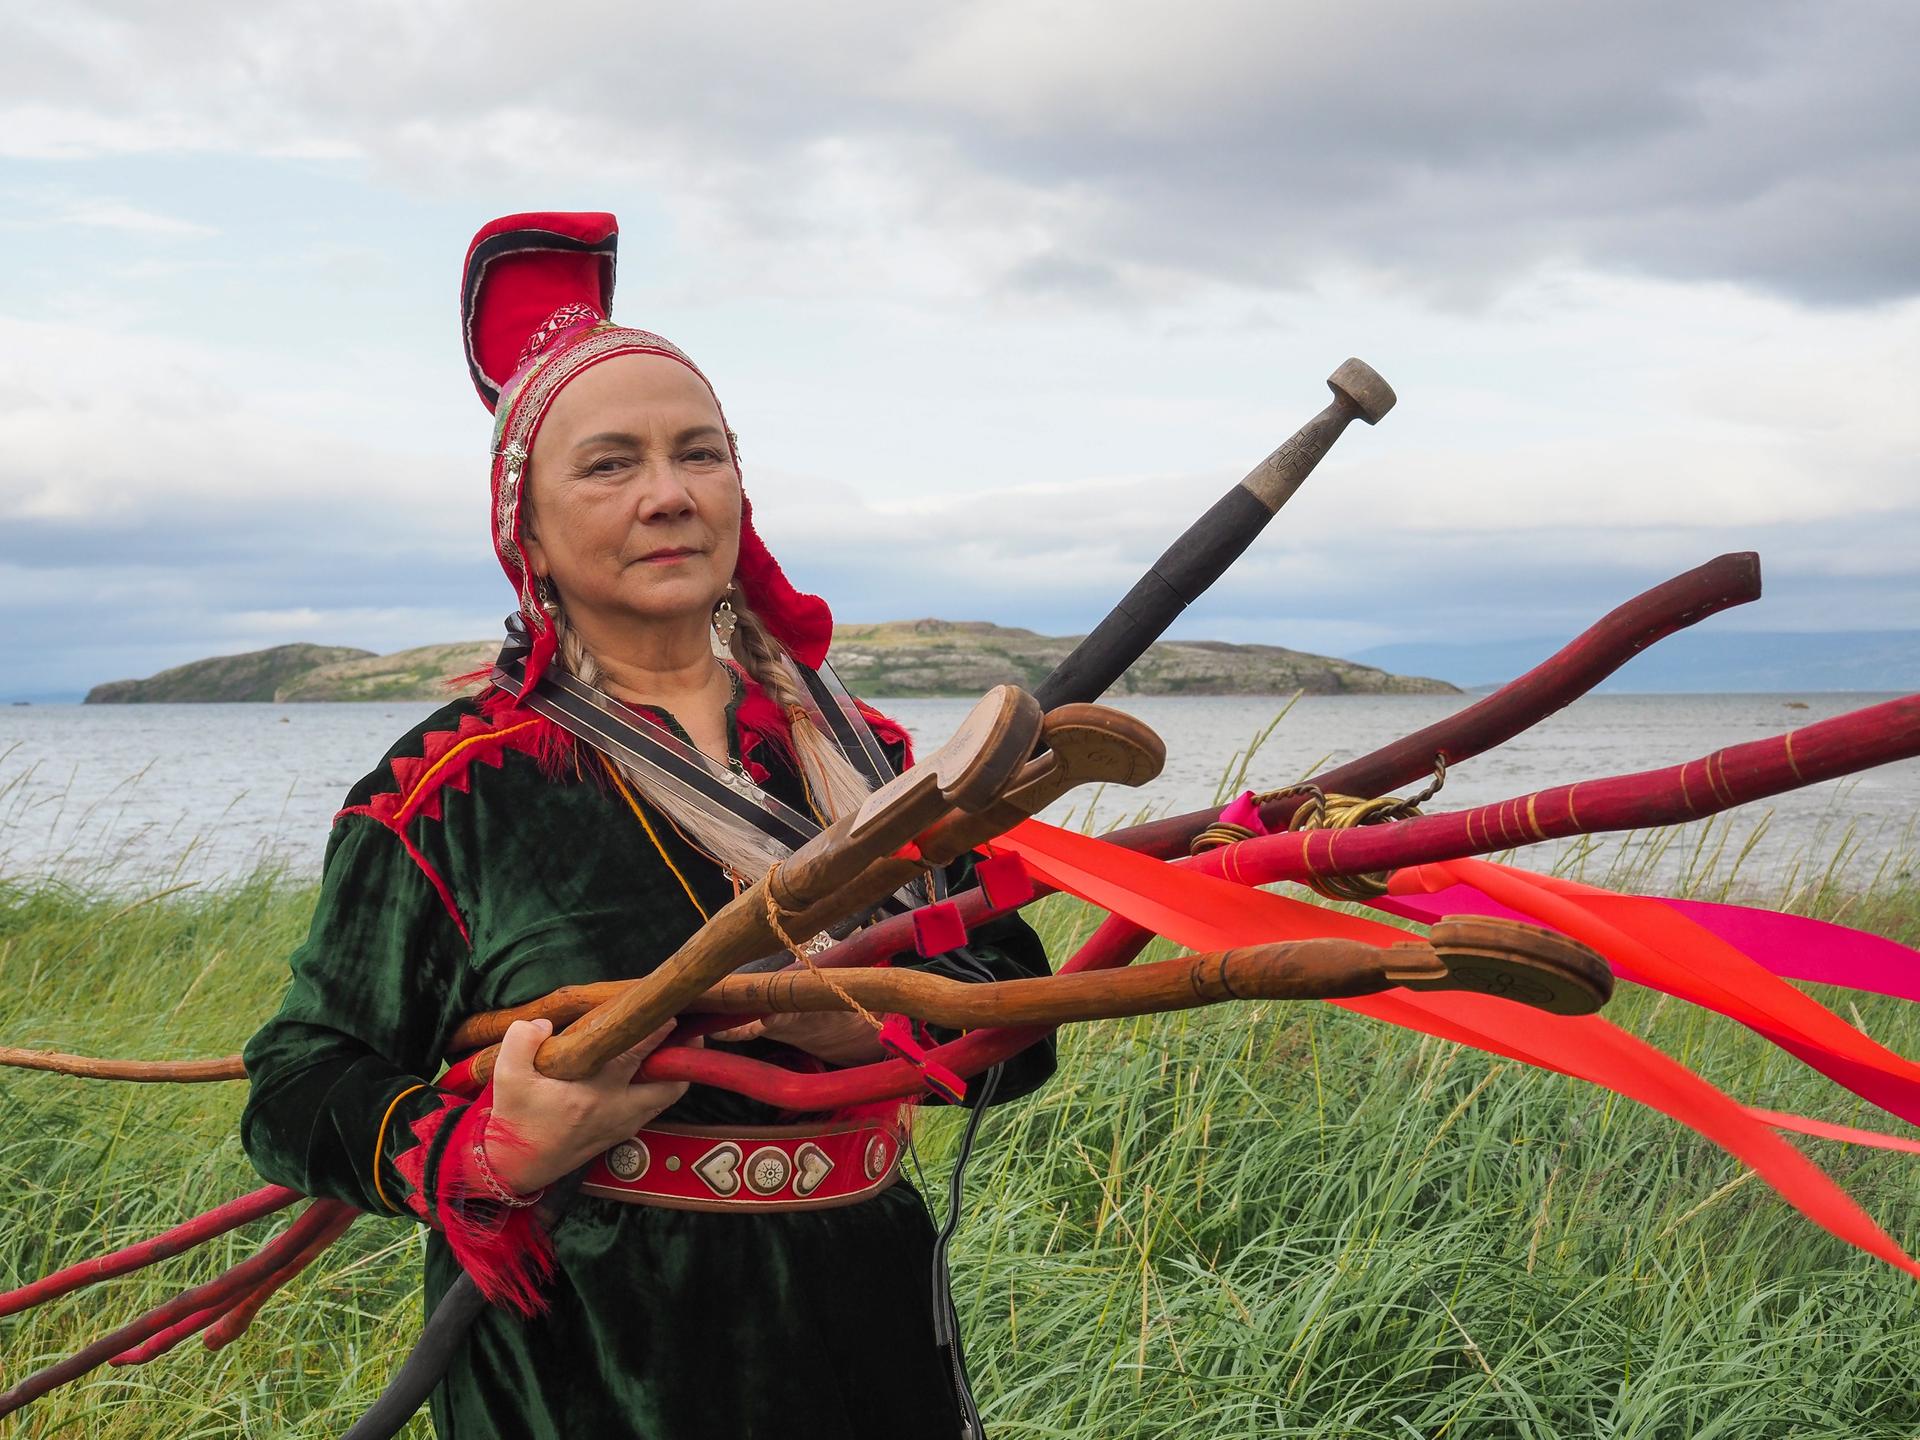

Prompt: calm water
[1,693,1914,892]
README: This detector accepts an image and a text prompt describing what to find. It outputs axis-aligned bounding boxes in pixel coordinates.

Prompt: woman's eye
[588,457,629,475]
[685,448,725,464]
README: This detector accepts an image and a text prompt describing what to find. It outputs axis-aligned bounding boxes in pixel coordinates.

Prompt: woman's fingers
[494,1018,553,1086]
[709,1020,766,1043]
[600,1022,679,1086]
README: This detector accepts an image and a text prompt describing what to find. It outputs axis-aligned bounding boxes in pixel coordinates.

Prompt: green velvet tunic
[240,687,1055,1439]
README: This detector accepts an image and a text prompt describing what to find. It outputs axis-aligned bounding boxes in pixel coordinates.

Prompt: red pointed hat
[461,211,833,677]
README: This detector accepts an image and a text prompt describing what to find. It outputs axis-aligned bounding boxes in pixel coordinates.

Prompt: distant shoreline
[80,621,1461,704]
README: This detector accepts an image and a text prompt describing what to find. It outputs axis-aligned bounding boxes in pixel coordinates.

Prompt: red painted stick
[0,1183,301,1318]
[1213,693,1920,889]
[0,1200,343,1419]
[204,1205,359,1350]
[111,1213,362,1367]
[1110,551,1765,857]
[109,1301,227,1367]
[111,1204,361,1366]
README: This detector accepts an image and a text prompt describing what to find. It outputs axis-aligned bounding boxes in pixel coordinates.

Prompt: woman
[239,211,1055,1439]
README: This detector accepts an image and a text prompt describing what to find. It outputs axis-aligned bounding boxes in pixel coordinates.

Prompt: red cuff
[391,1085,556,1316]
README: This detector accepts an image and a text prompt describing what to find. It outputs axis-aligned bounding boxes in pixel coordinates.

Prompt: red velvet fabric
[462,211,617,407]
[911,901,968,957]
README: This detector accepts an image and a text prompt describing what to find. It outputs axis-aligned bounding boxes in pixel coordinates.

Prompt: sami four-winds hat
[460,211,834,688]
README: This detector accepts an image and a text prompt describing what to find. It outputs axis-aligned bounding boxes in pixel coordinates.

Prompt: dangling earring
[535,575,561,619]
[712,587,738,646]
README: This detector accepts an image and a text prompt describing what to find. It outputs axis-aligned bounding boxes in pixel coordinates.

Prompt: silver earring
[535,576,561,618]
[712,590,738,645]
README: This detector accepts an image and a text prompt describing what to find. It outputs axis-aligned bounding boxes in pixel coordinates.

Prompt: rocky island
[86,621,1455,702]
[83,644,377,704]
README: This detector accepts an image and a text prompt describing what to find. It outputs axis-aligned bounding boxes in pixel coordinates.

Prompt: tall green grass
[4,757,1920,1436]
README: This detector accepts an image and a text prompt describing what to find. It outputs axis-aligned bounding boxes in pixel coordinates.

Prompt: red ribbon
[988,818,1920,1281]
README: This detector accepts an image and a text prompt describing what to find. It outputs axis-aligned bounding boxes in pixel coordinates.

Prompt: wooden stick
[524,684,1042,1083]
[0,1046,243,1082]
[451,927,1606,1047]
[452,940,1438,1047]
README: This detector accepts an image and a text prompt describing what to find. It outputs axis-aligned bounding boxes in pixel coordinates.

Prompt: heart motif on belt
[693,1142,743,1197]
[793,1143,833,1197]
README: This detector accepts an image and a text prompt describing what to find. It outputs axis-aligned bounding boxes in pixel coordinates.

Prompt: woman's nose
[632,461,698,522]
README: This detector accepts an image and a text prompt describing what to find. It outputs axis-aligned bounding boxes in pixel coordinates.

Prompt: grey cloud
[8,3,1917,306]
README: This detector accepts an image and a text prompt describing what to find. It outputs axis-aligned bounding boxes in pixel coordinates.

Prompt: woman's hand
[483,1018,693,1194]
[710,1012,887,1065]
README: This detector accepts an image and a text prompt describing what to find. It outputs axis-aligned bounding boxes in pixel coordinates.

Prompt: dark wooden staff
[1034,359,1395,710]
[1112,550,1765,856]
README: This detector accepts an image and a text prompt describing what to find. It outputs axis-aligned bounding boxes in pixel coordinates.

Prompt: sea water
[1,693,1913,894]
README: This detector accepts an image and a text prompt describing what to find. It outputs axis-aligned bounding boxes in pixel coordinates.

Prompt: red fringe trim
[391,1087,556,1317]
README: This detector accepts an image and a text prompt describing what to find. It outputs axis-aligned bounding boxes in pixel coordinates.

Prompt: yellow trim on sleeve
[372,1082,431,1214]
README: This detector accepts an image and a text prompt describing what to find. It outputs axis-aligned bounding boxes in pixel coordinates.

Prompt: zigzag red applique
[336,703,563,944]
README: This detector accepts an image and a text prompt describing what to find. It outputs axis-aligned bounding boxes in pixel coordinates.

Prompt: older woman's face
[522,353,742,631]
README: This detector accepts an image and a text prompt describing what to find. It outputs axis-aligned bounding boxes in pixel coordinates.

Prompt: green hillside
[83,644,376,703]
[275,642,500,702]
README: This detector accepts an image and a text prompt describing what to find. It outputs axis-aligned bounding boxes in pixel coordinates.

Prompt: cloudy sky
[2,1,1916,699]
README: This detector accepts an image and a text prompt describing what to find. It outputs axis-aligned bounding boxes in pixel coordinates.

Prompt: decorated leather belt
[580,1114,908,1213]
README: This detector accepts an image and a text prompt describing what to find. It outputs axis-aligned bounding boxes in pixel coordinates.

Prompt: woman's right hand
[483,1018,691,1194]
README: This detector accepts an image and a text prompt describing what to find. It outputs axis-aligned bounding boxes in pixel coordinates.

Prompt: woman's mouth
[635,548,698,565]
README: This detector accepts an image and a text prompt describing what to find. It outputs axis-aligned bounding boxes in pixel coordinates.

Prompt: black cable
[929,1061,1002,1440]
[338,1168,586,1440]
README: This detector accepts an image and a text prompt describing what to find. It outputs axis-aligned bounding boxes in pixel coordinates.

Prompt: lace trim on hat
[489,325,717,587]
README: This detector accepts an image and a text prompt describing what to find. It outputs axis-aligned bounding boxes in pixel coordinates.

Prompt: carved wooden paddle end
[1408,916,1614,1016]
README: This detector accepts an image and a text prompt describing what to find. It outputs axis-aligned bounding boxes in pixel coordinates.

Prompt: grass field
[3,814,1920,1437]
